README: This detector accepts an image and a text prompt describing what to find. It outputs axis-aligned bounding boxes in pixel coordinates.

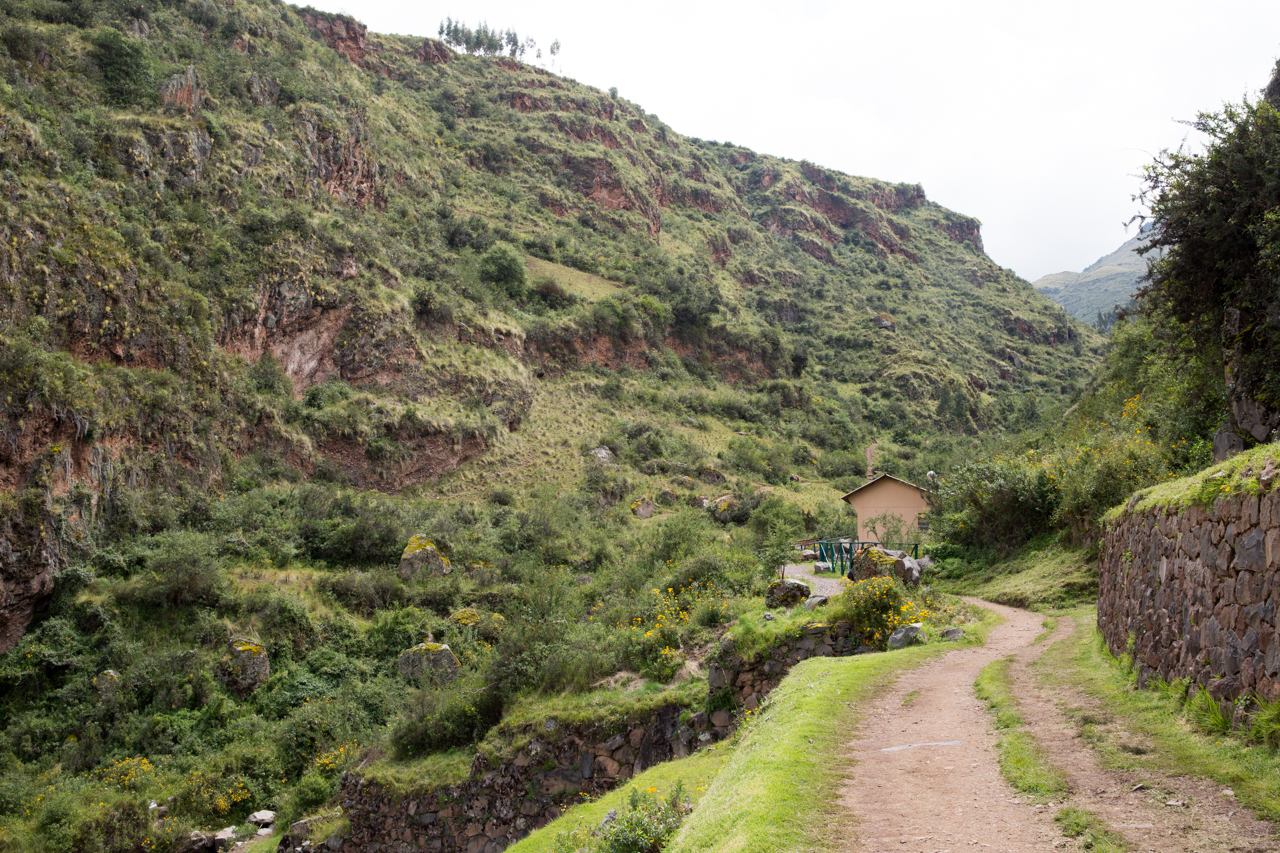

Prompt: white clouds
[310,0,1280,280]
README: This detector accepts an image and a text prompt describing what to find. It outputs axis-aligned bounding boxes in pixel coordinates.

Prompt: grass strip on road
[665,611,1000,853]
[1054,807,1130,852]
[974,657,1070,801]
[1039,607,1280,822]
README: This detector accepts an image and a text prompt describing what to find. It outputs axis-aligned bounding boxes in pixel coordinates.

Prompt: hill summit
[1033,226,1154,325]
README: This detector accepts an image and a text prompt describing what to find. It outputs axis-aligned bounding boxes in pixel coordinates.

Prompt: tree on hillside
[437,18,555,61]
[1137,60,1280,442]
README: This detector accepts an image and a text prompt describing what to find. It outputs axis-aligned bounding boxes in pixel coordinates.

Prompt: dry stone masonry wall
[1098,486,1280,713]
[329,707,684,853]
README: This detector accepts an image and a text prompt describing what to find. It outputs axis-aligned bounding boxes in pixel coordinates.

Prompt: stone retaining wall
[326,622,859,853]
[708,621,856,712]
[329,706,684,853]
[1098,487,1280,714]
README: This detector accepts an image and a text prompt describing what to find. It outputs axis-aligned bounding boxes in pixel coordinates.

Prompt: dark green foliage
[478,241,529,299]
[135,530,227,607]
[90,28,154,107]
[932,460,1056,553]
[1139,84,1280,415]
[391,674,503,757]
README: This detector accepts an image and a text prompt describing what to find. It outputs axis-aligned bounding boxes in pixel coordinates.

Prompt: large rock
[765,578,810,608]
[246,809,275,827]
[212,826,237,851]
[632,499,656,519]
[896,556,922,586]
[711,495,739,522]
[940,627,964,642]
[398,534,451,580]
[800,549,818,561]
[591,445,617,465]
[1213,423,1246,462]
[94,669,121,701]
[217,638,269,695]
[656,488,679,506]
[699,468,727,485]
[887,624,926,650]
[802,595,829,610]
[848,546,899,581]
[397,642,460,682]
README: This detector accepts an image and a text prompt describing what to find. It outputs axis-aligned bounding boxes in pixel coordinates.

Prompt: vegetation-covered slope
[1033,228,1150,327]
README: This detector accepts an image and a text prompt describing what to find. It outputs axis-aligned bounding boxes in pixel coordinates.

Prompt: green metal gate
[814,538,919,576]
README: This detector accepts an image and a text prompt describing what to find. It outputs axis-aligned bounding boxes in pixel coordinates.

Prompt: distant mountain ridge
[1034,228,1153,325]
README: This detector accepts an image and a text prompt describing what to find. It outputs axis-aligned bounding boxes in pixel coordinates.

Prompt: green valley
[3,0,1279,851]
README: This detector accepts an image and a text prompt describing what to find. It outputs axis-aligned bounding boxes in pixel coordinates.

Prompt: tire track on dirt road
[836,600,1278,853]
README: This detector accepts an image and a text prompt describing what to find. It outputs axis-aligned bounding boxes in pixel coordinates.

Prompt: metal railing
[814,538,920,575]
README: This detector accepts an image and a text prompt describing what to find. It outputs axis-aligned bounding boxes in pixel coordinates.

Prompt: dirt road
[783,562,845,597]
[837,600,1278,853]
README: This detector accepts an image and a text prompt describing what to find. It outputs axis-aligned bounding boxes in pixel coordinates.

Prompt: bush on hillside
[931,459,1056,553]
[135,530,226,607]
[479,242,528,299]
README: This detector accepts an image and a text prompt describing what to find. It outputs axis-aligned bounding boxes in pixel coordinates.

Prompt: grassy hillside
[0,0,1105,848]
[1034,230,1151,325]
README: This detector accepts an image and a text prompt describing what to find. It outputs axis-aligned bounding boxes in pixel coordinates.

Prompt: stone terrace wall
[327,622,860,853]
[1098,487,1280,712]
[708,621,856,712]
[330,706,684,853]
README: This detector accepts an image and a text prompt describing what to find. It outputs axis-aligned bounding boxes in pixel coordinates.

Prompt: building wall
[845,479,928,535]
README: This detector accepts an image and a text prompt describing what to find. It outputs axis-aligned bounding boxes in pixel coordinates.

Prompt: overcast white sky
[308,0,1280,282]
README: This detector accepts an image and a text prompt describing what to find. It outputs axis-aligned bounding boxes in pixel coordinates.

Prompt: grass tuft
[1054,807,1129,852]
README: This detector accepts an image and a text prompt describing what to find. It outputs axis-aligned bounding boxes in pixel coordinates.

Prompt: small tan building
[840,474,930,535]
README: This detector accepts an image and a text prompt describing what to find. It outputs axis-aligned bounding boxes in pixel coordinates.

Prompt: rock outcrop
[397,642,460,683]
[217,638,270,695]
[398,535,450,580]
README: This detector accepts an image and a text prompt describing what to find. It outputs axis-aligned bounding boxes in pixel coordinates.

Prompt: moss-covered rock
[448,607,505,640]
[765,578,809,608]
[398,535,451,581]
[217,637,270,695]
[397,642,460,682]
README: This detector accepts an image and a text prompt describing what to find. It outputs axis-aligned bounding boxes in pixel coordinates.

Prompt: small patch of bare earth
[835,600,1279,853]
[783,562,846,597]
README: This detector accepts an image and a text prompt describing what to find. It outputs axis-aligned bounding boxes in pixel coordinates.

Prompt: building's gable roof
[840,473,928,503]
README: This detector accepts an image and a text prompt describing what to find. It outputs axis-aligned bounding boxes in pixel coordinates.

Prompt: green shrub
[555,782,691,853]
[478,242,528,298]
[90,28,154,107]
[391,674,503,757]
[932,459,1057,553]
[280,770,336,826]
[137,530,226,607]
